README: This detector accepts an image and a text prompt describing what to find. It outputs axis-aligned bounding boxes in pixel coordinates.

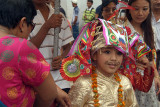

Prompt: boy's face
[87,2,92,8]
[72,2,77,7]
[93,46,123,76]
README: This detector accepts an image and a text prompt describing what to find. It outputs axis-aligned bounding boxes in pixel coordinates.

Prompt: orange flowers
[91,66,100,107]
[91,66,125,107]
[114,73,121,83]
[118,88,123,92]
[94,103,100,107]
[92,84,98,88]
[115,73,125,107]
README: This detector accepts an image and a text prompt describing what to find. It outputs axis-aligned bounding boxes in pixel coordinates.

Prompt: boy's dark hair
[88,0,93,3]
[126,0,154,60]
[0,0,37,29]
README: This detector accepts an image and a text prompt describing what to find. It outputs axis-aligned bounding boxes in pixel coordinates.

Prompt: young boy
[60,19,153,106]
[60,19,140,106]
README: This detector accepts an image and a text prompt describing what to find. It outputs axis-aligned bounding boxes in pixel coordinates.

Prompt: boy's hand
[46,14,62,29]
[52,55,62,70]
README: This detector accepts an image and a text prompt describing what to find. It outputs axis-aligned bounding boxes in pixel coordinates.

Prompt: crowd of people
[0,0,160,107]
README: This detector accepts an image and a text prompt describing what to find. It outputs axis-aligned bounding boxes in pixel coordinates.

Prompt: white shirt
[71,6,79,25]
[87,6,93,11]
[30,4,74,89]
[152,13,160,50]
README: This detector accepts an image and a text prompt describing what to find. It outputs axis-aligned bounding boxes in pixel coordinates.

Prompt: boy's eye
[117,51,123,55]
[105,50,110,54]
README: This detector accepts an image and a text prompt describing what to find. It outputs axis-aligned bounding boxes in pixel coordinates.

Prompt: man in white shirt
[30,0,74,106]
[71,0,79,40]
[151,0,160,71]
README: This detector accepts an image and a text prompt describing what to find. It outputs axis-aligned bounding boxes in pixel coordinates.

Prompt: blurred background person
[95,0,103,18]
[71,0,79,40]
[29,0,73,106]
[101,0,118,20]
[151,0,160,101]
[151,0,160,72]
[82,0,95,25]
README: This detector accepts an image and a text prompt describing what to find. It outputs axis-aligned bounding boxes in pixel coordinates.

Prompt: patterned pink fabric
[0,35,50,107]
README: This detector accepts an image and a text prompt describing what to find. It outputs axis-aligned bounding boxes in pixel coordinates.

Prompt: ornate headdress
[60,19,140,81]
[60,19,151,107]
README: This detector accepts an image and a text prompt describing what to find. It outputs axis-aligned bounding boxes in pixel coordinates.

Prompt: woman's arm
[54,86,71,107]
[134,56,154,92]
[34,73,57,107]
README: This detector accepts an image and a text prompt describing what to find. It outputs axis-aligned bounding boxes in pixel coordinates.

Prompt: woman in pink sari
[0,0,62,106]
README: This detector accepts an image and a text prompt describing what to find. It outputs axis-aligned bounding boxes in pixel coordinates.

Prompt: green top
[82,7,96,25]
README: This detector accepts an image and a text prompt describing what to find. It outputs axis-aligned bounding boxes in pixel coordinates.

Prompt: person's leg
[72,25,79,40]
[76,25,79,38]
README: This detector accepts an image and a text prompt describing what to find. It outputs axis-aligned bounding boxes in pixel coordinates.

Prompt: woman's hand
[154,77,160,95]
[136,56,150,70]
[52,55,62,70]
[55,86,71,107]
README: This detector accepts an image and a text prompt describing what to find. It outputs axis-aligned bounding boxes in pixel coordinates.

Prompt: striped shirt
[30,4,74,89]
[82,7,95,25]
